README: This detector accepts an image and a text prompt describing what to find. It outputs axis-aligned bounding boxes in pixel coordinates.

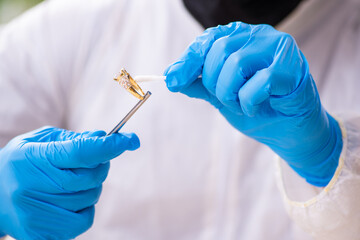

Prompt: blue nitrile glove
[165,22,343,187]
[0,126,139,239]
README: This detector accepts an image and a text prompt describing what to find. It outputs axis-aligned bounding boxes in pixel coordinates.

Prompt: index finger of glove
[165,22,240,92]
[33,132,140,169]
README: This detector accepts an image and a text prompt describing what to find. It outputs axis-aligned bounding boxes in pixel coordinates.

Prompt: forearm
[282,111,343,187]
[277,115,360,239]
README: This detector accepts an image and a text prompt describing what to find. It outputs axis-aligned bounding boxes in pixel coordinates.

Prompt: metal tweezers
[107,69,151,135]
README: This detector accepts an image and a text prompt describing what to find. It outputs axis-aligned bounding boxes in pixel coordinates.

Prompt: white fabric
[2,236,14,240]
[0,0,359,239]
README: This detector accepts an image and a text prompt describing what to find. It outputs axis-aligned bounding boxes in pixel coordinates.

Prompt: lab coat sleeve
[276,114,360,239]
[0,0,104,147]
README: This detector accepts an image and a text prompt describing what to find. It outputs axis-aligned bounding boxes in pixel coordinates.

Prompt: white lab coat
[0,0,359,239]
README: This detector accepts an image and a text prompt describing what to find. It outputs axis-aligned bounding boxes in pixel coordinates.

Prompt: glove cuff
[290,114,343,187]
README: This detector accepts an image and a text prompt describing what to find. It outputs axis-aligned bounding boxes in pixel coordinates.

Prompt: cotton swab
[134,75,166,83]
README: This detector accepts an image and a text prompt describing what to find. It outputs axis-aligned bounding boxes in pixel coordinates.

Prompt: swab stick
[134,75,166,83]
